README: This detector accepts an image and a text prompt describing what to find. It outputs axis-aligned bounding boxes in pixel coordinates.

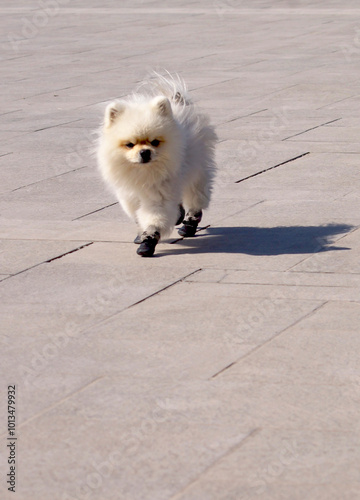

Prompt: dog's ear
[104,101,126,127]
[152,96,172,117]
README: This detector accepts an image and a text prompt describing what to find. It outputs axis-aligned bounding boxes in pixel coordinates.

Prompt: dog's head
[101,96,181,169]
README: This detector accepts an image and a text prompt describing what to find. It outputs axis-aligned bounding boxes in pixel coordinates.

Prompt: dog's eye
[125,142,135,149]
[150,139,160,147]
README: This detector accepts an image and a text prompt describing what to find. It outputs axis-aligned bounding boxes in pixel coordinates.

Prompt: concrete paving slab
[91,281,323,346]
[288,126,360,143]
[292,227,360,273]
[0,219,133,241]
[1,1,360,499]
[217,301,360,387]
[0,248,200,318]
[173,429,360,500]
[189,268,360,301]
[151,234,314,271]
[215,140,309,182]
[0,167,112,220]
[161,222,354,272]
[14,391,253,500]
[0,239,91,275]
[3,318,258,426]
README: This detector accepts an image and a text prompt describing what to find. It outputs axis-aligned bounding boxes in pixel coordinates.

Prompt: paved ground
[1,1,360,499]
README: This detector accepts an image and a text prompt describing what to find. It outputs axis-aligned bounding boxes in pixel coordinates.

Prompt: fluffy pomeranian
[97,72,217,257]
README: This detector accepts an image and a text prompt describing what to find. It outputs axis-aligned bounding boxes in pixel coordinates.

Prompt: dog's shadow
[161,223,354,256]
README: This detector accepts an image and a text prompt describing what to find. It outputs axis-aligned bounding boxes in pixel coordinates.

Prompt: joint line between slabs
[11,166,88,193]
[34,118,83,132]
[45,242,94,263]
[169,428,260,500]
[128,268,202,309]
[1,242,94,282]
[212,200,265,226]
[64,269,203,338]
[282,117,342,141]
[211,361,237,379]
[210,301,328,379]
[286,224,358,272]
[72,202,118,220]
[218,108,268,126]
[235,152,310,184]
[0,377,106,435]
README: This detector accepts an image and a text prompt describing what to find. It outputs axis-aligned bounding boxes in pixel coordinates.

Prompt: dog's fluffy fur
[97,72,217,240]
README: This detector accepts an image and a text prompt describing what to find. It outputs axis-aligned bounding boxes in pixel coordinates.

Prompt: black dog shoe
[136,231,160,257]
[178,210,202,237]
[178,222,198,237]
[134,234,142,244]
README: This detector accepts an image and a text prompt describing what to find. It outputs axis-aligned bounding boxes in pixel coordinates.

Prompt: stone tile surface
[1,1,360,499]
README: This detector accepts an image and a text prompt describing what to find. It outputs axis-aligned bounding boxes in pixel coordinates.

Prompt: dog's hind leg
[178,209,202,237]
[178,176,210,237]
[175,204,185,226]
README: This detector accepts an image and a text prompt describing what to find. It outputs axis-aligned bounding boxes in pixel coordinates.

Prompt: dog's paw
[136,231,160,257]
[178,210,202,237]
[178,223,197,237]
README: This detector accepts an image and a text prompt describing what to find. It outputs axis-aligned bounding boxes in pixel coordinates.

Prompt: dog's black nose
[139,149,151,163]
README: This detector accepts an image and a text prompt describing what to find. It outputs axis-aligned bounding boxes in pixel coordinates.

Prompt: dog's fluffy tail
[138,70,191,106]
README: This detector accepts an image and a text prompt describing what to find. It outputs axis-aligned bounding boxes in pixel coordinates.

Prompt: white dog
[97,72,217,256]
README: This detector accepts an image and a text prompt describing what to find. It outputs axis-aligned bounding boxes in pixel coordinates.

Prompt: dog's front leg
[135,199,179,257]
